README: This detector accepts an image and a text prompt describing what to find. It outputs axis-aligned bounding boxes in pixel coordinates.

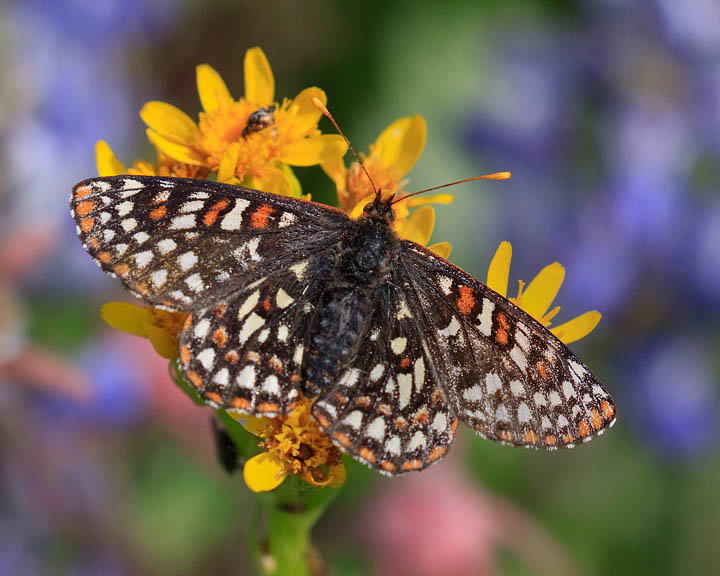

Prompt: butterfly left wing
[398,242,616,450]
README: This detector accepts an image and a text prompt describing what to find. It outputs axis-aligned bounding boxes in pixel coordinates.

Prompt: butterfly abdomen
[303,218,397,395]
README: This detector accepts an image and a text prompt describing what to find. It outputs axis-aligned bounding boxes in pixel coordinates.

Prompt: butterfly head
[362,194,396,225]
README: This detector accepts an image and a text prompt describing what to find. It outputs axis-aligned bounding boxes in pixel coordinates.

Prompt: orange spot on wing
[427,446,447,462]
[290,374,302,383]
[214,303,228,318]
[74,185,92,199]
[354,396,371,407]
[203,198,230,227]
[590,409,603,430]
[256,402,279,414]
[393,417,408,431]
[315,413,330,428]
[149,205,167,220]
[499,430,514,442]
[251,204,274,229]
[88,238,100,250]
[544,434,558,446]
[182,314,193,331]
[577,419,591,437]
[76,200,96,216]
[522,429,539,443]
[186,370,203,388]
[179,344,190,366]
[412,408,430,425]
[224,350,239,364]
[358,447,376,463]
[401,459,423,471]
[113,264,129,277]
[212,327,228,347]
[333,431,351,448]
[562,434,575,444]
[80,217,95,233]
[205,392,222,404]
[380,461,396,473]
[495,311,510,345]
[536,360,550,380]
[231,397,251,410]
[601,400,615,419]
[97,252,112,264]
[457,285,475,316]
[450,419,458,434]
[377,403,392,416]
[400,357,411,369]
[262,297,271,311]
[246,351,261,364]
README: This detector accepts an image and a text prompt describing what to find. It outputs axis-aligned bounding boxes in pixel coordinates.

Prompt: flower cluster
[98,46,601,493]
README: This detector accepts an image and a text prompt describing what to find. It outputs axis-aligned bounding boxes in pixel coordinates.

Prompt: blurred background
[2,1,720,574]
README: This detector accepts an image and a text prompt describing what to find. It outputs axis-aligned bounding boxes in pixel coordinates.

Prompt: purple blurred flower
[627,336,719,456]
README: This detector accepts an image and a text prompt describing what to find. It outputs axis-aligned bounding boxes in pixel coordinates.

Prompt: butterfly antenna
[311,97,380,200]
[391,172,512,205]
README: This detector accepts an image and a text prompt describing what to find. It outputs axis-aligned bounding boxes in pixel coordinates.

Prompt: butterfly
[70,175,616,475]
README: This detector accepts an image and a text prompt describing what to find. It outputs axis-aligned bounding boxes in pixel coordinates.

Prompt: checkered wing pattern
[70,176,348,311]
[312,278,459,476]
[177,255,334,417]
[400,242,617,450]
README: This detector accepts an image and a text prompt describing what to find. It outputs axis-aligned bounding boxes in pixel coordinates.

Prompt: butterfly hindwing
[400,242,616,450]
[70,176,348,310]
[312,280,459,475]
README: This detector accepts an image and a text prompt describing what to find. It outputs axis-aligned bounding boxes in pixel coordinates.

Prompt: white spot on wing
[236,365,256,389]
[134,250,153,268]
[390,337,407,355]
[279,212,296,227]
[438,275,453,294]
[151,269,167,287]
[262,375,280,395]
[194,318,211,339]
[197,348,216,370]
[408,431,427,451]
[344,411,363,430]
[398,374,412,409]
[180,200,205,213]
[290,260,308,280]
[185,273,204,292]
[370,364,385,382]
[463,385,484,403]
[158,238,176,254]
[431,412,447,433]
[477,299,494,337]
[121,218,137,232]
[220,199,250,230]
[237,290,260,320]
[170,214,196,230]
[510,380,525,396]
[116,200,134,216]
[178,251,198,271]
[385,436,401,455]
[239,312,265,343]
[133,231,150,244]
[517,402,532,423]
[510,346,528,371]
[414,358,425,391]
[276,288,294,309]
[366,417,386,441]
[485,373,502,394]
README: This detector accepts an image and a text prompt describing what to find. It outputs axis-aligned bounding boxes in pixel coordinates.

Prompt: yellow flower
[230,397,346,492]
[323,114,453,257]
[138,47,346,196]
[100,302,187,359]
[486,241,601,344]
[95,140,210,180]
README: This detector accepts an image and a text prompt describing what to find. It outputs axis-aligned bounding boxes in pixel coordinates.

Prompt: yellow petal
[95,140,126,176]
[349,192,375,220]
[252,167,292,197]
[551,311,602,344]
[321,155,347,194]
[518,262,565,320]
[243,452,288,492]
[428,241,452,259]
[405,193,454,207]
[486,241,512,298]
[100,302,155,337]
[277,163,304,198]
[140,101,199,143]
[288,87,326,136]
[146,129,205,166]
[217,143,240,182]
[397,205,435,245]
[280,134,347,167]
[373,115,426,179]
[227,412,272,437]
[196,64,233,113]
[244,47,274,104]
[143,321,179,359]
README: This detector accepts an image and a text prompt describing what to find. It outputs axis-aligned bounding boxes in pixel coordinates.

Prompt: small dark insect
[242,105,276,138]
[212,416,241,474]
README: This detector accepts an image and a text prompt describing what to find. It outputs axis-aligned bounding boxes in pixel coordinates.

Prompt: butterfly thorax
[303,211,398,396]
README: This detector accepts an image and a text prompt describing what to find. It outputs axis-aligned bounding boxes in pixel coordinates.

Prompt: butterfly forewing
[400,242,616,449]
[70,176,347,310]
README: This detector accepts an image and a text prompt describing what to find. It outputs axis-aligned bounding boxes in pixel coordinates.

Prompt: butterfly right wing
[70,176,348,310]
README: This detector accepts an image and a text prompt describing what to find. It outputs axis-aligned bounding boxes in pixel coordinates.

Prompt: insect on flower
[70,98,616,476]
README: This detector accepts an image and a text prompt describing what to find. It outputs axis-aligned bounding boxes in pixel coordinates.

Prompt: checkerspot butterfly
[71,173,616,475]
